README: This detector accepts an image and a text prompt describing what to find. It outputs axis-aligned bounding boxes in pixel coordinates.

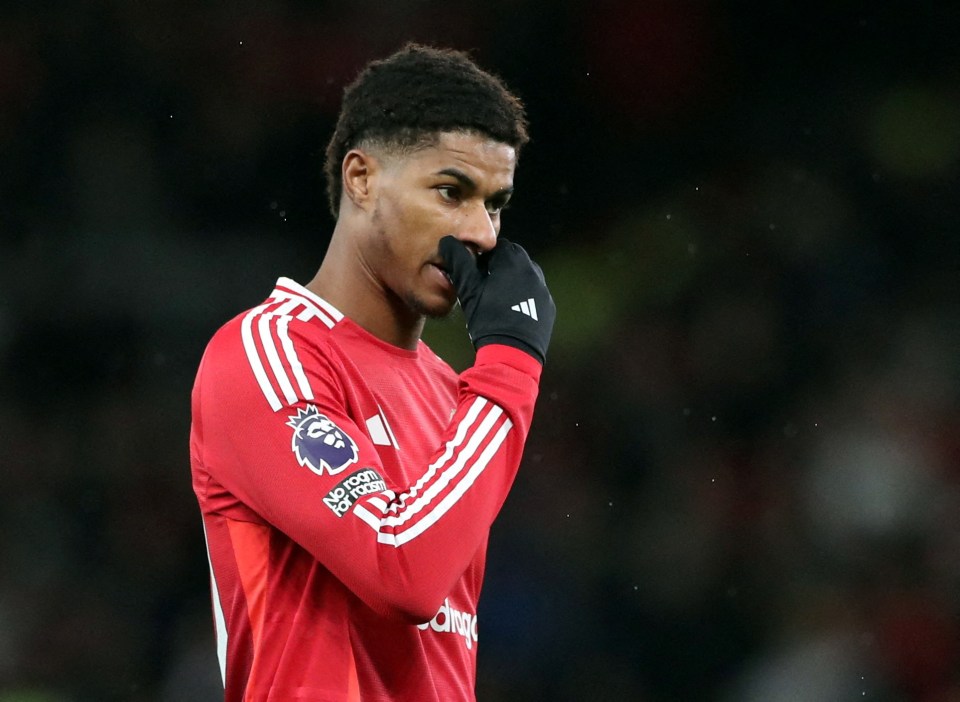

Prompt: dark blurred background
[2,1,959,700]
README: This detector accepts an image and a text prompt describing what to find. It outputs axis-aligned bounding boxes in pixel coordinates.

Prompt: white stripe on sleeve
[277,314,314,401]
[242,298,317,411]
[353,398,513,547]
[384,419,512,546]
[380,404,502,528]
[377,397,488,516]
[241,304,282,411]
[259,301,300,406]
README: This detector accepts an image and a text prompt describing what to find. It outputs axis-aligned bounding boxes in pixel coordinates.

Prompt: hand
[439,236,556,364]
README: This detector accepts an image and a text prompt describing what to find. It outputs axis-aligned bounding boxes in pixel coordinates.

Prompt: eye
[436,185,460,203]
[486,196,511,215]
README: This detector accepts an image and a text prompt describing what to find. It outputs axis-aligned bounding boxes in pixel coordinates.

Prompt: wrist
[474,344,543,382]
[476,334,542,364]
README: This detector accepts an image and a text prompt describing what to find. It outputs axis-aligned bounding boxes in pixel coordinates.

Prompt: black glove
[439,236,556,364]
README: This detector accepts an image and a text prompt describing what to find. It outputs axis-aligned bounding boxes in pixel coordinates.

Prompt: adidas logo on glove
[510,298,538,320]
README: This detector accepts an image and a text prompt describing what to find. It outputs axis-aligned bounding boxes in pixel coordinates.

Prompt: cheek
[375,193,416,247]
[400,197,455,244]
[380,190,457,259]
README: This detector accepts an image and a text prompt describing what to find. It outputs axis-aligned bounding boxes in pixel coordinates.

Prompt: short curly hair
[323,43,530,219]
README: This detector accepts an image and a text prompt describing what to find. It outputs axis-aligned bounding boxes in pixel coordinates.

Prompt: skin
[307,131,517,350]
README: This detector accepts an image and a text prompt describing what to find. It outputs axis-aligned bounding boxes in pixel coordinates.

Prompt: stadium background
[1,1,959,699]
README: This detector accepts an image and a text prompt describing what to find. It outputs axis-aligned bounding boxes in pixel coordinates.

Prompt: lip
[428,262,454,292]
[428,259,449,276]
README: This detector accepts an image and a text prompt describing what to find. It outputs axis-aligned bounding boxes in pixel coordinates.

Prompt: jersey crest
[287,405,358,476]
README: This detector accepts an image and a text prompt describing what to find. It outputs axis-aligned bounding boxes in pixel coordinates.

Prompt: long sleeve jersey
[190,277,542,701]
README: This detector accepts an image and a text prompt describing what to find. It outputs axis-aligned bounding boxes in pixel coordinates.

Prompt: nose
[456,202,497,254]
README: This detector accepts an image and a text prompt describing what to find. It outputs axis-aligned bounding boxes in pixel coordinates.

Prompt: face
[361,131,517,319]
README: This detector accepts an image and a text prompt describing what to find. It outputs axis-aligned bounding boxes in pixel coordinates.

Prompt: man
[190,43,555,701]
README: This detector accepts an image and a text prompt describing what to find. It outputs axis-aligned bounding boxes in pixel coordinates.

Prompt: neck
[306,225,424,351]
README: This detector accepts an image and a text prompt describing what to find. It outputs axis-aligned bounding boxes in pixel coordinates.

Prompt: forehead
[398,131,517,186]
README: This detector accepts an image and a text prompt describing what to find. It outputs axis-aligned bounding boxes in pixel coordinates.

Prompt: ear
[341,149,379,211]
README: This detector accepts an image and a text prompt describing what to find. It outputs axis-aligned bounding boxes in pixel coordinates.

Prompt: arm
[193,237,555,622]
[194,331,541,623]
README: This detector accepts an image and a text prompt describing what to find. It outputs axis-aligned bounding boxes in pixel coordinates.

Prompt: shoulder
[205,294,338,370]
[197,280,347,413]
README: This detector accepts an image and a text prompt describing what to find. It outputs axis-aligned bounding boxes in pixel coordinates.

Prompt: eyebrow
[435,168,514,200]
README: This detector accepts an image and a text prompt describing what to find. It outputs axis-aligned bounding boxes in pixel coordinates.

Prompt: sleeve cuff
[474,344,543,383]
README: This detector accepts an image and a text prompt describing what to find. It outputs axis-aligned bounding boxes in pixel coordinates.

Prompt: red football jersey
[190,277,541,701]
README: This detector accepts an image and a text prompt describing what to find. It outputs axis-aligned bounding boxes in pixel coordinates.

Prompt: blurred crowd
[1,1,959,700]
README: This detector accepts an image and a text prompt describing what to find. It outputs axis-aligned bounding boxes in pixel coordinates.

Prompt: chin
[407,292,456,320]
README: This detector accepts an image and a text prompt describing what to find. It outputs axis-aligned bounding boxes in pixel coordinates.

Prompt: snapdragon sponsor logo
[417,599,478,650]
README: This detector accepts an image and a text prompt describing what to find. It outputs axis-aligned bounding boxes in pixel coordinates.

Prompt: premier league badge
[287,405,359,476]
